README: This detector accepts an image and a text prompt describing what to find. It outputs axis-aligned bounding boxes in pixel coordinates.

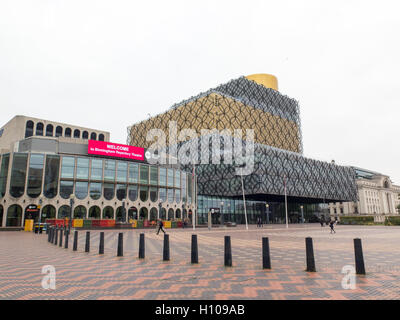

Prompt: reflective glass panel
[140,165,149,184]
[104,160,115,181]
[128,185,138,201]
[139,186,148,202]
[150,166,158,185]
[75,181,88,200]
[76,158,89,179]
[61,157,75,179]
[90,159,103,180]
[159,188,166,202]
[116,184,127,201]
[0,154,9,198]
[27,154,44,198]
[116,162,127,182]
[103,183,114,200]
[175,170,181,188]
[43,155,60,198]
[159,168,166,186]
[128,163,139,183]
[60,180,73,199]
[167,169,174,187]
[9,153,28,198]
[90,182,102,200]
[167,188,174,203]
[150,186,158,202]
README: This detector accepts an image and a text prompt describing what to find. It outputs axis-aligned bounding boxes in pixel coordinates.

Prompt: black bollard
[163,234,170,261]
[46,226,49,235]
[117,233,123,257]
[138,233,145,259]
[54,228,58,245]
[354,238,366,275]
[191,234,198,264]
[262,237,271,269]
[73,231,78,251]
[85,231,90,252]
[305,237,316,272]
[64,229,69,249]
[224,236,232,267]
[59,228,63,247]
[50,227,54,243]
[48,227,51,242]
[99,232,104,255]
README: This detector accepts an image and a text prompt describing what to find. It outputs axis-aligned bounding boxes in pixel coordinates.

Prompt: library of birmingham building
[0,73,361,227]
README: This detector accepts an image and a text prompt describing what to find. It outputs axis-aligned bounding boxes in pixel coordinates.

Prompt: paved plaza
[1,224,400,300]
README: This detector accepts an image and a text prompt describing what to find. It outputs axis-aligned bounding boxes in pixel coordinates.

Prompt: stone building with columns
[329,167,400,217]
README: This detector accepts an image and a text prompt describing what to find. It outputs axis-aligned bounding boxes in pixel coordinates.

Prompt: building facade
[0,116,195,227]
[128,74,358,224]
[329,167,400,216]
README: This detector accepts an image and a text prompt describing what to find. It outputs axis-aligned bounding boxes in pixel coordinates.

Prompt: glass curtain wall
[27,154,44,198]
[9,153,28,198]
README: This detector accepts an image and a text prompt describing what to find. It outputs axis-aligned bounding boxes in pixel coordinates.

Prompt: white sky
[1,0,399,183]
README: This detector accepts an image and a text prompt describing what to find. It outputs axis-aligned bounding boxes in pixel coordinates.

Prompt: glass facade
[76,158,89,180]
[91,159,103,180]
[27,154,44,198]
[0,154,10,198]
[9,153,28,198]
[43,155,60,198]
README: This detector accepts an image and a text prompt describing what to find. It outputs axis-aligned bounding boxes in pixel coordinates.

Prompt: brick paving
[1,224,400,300]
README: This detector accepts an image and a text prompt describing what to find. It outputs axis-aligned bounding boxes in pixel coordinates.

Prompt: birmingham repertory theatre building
[0,73,358,227]
[128,74,358,225]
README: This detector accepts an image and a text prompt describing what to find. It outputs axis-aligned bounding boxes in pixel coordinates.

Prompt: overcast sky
[1,0,399,183]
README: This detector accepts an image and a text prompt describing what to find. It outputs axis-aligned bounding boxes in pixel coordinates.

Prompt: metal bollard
[99,232,104,255]
[305,237,316,272]
[191,234,198,264]
[59,228,63,247]
[262,237,271,269]
[54,228,58,245]
[117,233,123,257]
[85,231,90,252]
[73,231,78,251]
[163,234,170,261]
[46,226,49,235]
[354,238,366,275]
[50,227,54,243]
[224,236,232,267]
[48,227,52,242]
[64,229,69,249]
[139,233,145,259]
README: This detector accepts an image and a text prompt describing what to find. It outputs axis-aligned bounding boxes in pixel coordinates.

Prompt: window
[6,205,22,226]
[60,180,74,199]
[181,172,187,202]
[46,124,53,137]
[140,165,149,184]
[103,206,114,219]
[89,182,102,200]
[61,157,75,179]
[89,206,100,219]
[116,162,127,182]
[150,166,158,185]
[27,154,44,198]
[167,169,174,187]
[58,205,70,219]
[129,163,139,183]
[9,153,28,198]
[175,189,181,203]
[167,188,174,203]
[175,170,181,188]
[75,181,88,200]
[159,168,167,186]
[150,186,158,202]
[0,154,10,198]
[139,186,148,202]
[90,132,97,140]
[99,134,105,141]
[91,159,103,180]
[159,188,166,202]
[76,158,89,180]
[36,123,44,136]
[104,160,116,181]
[116,184,127,201]
[73,206,86,218]
[82,131,88,139]
[65,128,72,138]
[128,185,138,201]
[73,129,80,139]
[103,183,114,200]
[43,155,60,199]
[55,126,63,137]
[25,121,34,138]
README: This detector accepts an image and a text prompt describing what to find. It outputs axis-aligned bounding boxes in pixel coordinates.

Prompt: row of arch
[0,204,191,227]
[25,120,105,141]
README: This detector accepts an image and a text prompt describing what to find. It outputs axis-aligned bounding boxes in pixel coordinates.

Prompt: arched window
[75,181,88,200]
[116,184,127,201]
[139,207,148,220]
[36,123,44,136]
[128,207,138,220]
[25,120,34,138]
[58,205,70,219]
[160,208,166,220]
[74,129,80,139]
[90,132,97,140]
[65,128,72,138]
[128,185,138,201]
[176,209,181,219]
[103,183,114,200]
[103,206,114,219]
[46,124,53,137]
[139,186,148,202]
[73,206,86,219]
[99,134,105,141]
[116,206,125,222]
[150,207,158,221]
[168,208,174,220]
[41,205,56,220]
[6,205,22,226]
[55,126,63,137]
[82,131,89,139]
[89,206,100,219]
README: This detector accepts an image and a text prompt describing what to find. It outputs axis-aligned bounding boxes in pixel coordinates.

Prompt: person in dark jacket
[329,220,336,234]
[156,219,166,235]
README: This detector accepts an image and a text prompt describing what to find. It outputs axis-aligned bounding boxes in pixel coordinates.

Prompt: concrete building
[0,116,195,227]
[329,167,400,217]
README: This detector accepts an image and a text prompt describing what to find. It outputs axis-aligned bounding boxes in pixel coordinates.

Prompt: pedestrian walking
[156,219,166,235]
[329,220,336,234]
[320,218,324,227]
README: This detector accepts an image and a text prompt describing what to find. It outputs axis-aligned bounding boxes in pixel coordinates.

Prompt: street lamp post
[38,198,43,224]
[300,205,304,224]
[240,167,249,230]
[122,199,126,223]
[69,194,75,231]
[265,203,269,224]
[220,201,224,228]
